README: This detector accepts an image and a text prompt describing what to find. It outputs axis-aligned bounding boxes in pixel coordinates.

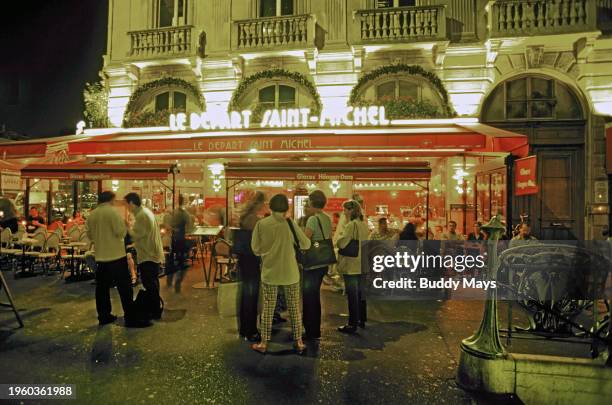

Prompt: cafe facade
[3,0,612,239]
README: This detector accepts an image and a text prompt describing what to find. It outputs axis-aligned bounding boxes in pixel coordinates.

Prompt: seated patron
[26,207,46,233]
[369,217,398,240]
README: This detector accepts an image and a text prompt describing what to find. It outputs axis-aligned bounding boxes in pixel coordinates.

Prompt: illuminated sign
[169,106,390,132]
[514,156,538,196]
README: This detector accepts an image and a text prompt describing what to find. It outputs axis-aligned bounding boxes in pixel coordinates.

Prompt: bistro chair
[68,226,81,242]
[210,239,237,286]
[0,228,20,270]
[24,232,61,275]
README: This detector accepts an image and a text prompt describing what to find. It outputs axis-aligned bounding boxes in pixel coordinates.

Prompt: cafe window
[376,0,415,7]
[156,0,188,27]
[376,80,419,101]
[155,91,187,112]
[260,0,293,17]
[258,84,296,108]
[482,76,583,121]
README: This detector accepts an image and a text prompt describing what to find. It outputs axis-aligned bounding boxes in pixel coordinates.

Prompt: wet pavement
[0,266,534,404]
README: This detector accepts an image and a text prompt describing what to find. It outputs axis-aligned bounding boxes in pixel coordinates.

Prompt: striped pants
[260,282,302,343]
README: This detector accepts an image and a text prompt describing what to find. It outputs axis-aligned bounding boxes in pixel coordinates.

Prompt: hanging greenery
[355,96,445,119]
[228,69,322,114]
[83,81,109,128]
[123,77,205,127]
[349,64,455,117]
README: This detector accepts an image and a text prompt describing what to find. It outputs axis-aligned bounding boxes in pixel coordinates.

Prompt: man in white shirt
[125,192,164,320]
[87,191,149,328]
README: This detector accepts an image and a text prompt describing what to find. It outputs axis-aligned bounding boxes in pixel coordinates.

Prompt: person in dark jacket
[237,191,265,342]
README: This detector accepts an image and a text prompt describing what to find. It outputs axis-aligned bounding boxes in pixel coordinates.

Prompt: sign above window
[169,106,390,131]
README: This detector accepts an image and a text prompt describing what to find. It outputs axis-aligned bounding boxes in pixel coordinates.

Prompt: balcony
[355,5,447,44]
[489,0,597,38]
[128,25,194,59]
[234,14,317,51]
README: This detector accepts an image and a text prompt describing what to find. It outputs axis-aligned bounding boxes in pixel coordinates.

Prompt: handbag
[286,219,306,266]
[217,280,240,318]
[303,215,337,270]
[338,221,360,258]
[133,289,164,320]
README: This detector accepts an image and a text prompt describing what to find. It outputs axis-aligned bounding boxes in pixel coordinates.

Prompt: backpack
[133,289,164,320]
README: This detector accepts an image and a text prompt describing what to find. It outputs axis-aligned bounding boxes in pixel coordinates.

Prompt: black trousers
[302,266,327,338]
[343,274,367,327]
[95,257,134,322]
[139,261,161,299]
[238,254,260,336]
[171,235,187,270]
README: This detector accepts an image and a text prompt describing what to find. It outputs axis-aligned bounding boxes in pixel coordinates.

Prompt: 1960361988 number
[1,384,75,399]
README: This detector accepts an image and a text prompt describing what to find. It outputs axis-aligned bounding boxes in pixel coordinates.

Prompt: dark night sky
[0,0,107,138]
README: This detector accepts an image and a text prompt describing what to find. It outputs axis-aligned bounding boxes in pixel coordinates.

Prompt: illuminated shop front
[43,110,529,236]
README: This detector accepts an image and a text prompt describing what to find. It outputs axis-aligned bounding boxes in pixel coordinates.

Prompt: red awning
[65,123,529,159]
[20,163,175,181]
[224,161,431,181]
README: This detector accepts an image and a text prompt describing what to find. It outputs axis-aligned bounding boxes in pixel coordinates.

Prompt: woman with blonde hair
[336,199,370,333]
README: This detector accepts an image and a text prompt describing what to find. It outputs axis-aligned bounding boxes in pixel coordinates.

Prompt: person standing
[336,200,370,333]
[125,193,164,320]
[250,194,310,354]
[168,195,193,291]
[511,223,538,241]
[302,190,333,341]
[237,191,265,342]
[87,191,148,327]
[399,222,418,240]
[0,198,19,233]
[468,222,484,241]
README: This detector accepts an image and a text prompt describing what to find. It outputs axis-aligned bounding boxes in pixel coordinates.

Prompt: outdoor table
[190,226,224,289]
[59,241,89,281]
[19,237,39,275]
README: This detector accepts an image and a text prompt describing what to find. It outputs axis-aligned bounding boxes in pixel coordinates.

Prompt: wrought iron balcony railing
[128,25,194,58]
[234,14,315,50]
[489,0,597,37]
[356,5,447,43]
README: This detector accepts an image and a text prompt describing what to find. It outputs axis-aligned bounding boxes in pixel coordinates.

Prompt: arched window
[482,76,583,121]
[258,84,296,109]
[156,0,188,28]
[260,0,293,17]
[376,79,419,101]
[155,91,187,112]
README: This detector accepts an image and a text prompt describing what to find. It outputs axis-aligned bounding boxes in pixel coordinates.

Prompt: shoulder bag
[286,219,306,266]
[302,215,337,270]
[338,221,360,258]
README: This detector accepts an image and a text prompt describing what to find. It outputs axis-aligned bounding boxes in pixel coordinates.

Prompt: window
[376,0,415,7]
[260,0,293,17]
[155,91,187,112]
[258,84,296,108]
[376,80,419,101]
[482,76,583,121]
[156,0,187,27]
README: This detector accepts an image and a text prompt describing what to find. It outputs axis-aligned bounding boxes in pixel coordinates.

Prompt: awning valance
[65,122,529,159]
[20,163,175,181]
[224,161,431,181]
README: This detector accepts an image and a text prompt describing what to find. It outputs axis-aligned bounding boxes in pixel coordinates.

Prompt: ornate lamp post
[460,214,506,358]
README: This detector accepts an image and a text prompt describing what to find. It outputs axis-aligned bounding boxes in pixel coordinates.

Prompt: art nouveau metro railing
[489,0,597,37]
[128,25,194,58]
[356,5,447,43]
[234,14,315,50]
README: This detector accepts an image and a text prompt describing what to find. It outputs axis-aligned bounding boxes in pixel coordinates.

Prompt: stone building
[98,0,612,239]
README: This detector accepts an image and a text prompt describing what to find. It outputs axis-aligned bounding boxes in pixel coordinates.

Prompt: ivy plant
[228,69,322,115]
[123,77,205,127]
[83,81,109,128]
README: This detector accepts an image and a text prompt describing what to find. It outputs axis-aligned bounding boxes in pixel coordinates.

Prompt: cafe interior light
[329,180,341,195]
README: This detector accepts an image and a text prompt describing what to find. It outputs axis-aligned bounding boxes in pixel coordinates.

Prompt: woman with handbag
[251,194,311,354]
[237,191,265,342]
[336,200,370,334]
[302,190,335,341]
